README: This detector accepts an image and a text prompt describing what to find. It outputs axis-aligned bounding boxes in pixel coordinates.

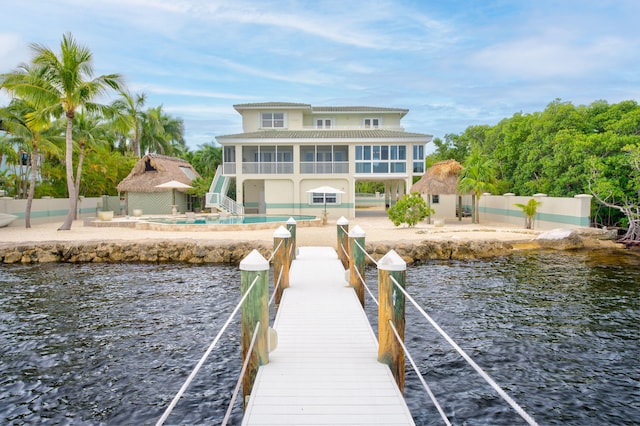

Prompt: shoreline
[0,216,624,264]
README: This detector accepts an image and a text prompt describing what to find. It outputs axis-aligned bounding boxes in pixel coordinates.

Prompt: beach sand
[0,215,544,247]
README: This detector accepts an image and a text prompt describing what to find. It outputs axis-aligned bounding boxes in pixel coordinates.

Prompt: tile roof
[217,129,432,140]
[312,106,408,114]
[232,103,409,115]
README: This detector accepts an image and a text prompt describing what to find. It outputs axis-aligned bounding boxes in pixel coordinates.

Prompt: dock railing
[158,217,538,426]
[341,218,539,426]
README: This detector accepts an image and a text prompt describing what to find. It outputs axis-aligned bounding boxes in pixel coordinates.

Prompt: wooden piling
[286,217,297,260]
[377,249,406,393]
[273,225,291,306]
[348,225,366,307]
[337,216,349,269]
[239,249,269,408]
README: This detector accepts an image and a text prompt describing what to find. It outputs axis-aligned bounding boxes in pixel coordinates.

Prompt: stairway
[205,165,244,215]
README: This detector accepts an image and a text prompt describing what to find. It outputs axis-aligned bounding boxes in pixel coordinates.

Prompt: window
[355,144,407,174]
[432,194,440,204]
[413,144,426,174]
[262,112,285,128]
[300,145,349,174]
[364,118,380,128]
[315,118,332,129]
[310,192,339,205]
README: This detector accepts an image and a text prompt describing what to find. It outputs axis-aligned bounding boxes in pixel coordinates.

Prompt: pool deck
[89,215,323,232]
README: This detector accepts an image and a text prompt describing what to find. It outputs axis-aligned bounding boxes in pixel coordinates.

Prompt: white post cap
[337,216,349,225]
[348,225,366,238]
[287,217,297,224]
[273,225,291,238]
[378,249,406,271]
[240,249,269,271]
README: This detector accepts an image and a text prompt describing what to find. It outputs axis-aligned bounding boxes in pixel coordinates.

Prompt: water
[1,251,639,425]
[146,214,315,225]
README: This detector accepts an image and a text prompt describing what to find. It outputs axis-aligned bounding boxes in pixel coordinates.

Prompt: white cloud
[0,33,29,71]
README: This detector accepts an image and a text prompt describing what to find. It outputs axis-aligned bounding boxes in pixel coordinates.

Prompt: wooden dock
[242,246,415,425]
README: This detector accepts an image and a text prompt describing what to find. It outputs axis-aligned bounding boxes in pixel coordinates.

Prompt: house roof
[410,159,465,195]
[116,154,200,193]
[233,103,409,116]
[217,129,432,141]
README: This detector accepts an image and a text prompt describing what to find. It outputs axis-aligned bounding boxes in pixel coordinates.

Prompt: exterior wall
[241,109,304,132]
[0,196,120,227]
[429,194,459,221]
[300,178,352,219]
[302,113,403,129]
[478,194,593,229]
[125,192,187,215]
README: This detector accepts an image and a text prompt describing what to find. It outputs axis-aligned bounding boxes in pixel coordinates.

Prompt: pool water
[146,214,315,225]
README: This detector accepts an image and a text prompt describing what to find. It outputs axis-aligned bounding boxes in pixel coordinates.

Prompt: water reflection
[1,251,639,425]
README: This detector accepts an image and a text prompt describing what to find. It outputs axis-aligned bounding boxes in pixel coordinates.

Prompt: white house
[210,102,432,219]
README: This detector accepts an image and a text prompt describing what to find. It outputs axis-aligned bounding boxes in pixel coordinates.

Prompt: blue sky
[1,0,638,152]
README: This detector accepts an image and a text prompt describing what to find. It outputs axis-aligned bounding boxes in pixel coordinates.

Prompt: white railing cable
[267,240,284,263]
[340,241,350,261]
[269,265,284,307]
[353,239,378,266]
[353,264,378,307]
[156,274,261,426]
[221,321,261,426]
[388,320,452,426]
[389,276,539,426]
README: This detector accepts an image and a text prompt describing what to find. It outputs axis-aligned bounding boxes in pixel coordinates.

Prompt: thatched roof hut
[410,159,464,195]
[117,154,200,193]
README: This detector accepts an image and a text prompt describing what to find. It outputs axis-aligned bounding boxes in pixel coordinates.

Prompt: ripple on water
[1,251,639,425]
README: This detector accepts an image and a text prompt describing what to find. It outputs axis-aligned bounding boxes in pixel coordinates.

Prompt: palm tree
[514,198,542,229]
[0,99,61,227]
[111,90,146,157]
[72,111,111,215]
[458,150,498,224]
[140,105,185,156]
[0,32,123,230]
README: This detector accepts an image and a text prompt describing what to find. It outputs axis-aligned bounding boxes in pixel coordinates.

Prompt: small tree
[387,193,433,227]
[514,198,541,229]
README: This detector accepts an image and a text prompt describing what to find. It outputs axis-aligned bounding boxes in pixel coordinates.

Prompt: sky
[1,0,638,152]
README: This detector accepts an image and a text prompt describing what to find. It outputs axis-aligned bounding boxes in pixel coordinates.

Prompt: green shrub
[387,193,433,227]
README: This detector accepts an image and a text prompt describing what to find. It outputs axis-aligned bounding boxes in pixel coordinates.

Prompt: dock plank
[242,246,415,425]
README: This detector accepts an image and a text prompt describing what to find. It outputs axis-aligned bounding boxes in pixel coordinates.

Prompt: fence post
[377,249,406,393]
[239,249,270,408]
[348,225,366,307]
[273,225,291,306]
[286,217,297,260]
[337,216,349,269]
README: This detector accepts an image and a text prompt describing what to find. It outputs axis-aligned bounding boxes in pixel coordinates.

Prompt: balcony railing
[223,162,236,175]
[300,161,349,174]
[241,162,294,174]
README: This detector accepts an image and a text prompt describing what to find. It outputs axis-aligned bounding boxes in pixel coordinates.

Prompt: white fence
[478,193,593,229]
[0,196,122,227]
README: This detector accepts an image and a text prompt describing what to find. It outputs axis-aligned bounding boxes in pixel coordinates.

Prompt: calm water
[146,214,315,225]
[1,251,638,425]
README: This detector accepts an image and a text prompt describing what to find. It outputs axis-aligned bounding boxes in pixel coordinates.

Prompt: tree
[140,105,185,156]
[111,90,146,157]
[387,193,433,227]
[514,198,542,229]
[589,144,640,244]
[0,32,123,230]
[72,111,112,211]
[457,150,498,224]
[0,98,61,227]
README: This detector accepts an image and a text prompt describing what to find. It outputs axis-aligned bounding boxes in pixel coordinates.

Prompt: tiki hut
[410,159,471,221]
[117,154,200,215]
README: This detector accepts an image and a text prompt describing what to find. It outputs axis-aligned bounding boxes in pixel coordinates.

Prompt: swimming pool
[146,214,315,225]
[93,214,321,232]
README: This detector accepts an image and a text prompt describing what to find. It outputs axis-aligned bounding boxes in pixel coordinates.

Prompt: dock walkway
[242,246,415,425]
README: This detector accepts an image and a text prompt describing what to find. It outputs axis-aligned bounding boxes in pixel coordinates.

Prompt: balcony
[241,162,294,174]
[300,161,349,174]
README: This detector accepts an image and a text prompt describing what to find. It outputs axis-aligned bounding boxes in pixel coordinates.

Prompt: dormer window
[315,118,333,129]
[262,112,285,128]
[364,118,380,128]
